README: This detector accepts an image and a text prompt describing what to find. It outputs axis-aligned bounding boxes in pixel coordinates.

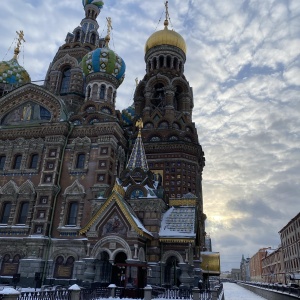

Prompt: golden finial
[105,17,113,47]
[14,30,26,59]
[135,118,143,137]
[164,1,169,28]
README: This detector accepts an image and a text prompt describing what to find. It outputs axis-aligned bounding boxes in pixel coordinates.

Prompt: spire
[126,119,149,172]
[14,30,25,59]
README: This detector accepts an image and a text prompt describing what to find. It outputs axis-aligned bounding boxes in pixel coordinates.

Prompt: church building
[0,0,206,288]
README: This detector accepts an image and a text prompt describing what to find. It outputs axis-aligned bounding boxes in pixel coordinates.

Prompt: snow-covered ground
[223,282,267,300]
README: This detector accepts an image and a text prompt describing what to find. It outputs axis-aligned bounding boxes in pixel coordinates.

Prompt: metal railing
[18,289,71,300]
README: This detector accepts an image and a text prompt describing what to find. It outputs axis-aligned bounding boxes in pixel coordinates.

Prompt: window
[60,67,71,94]
[0,155,6,170]
[0,202,11,224]
[100,84,106,99]
[67,202,78,225]
[13,155,22,169]
[29,154,39,169]
[17,202,29,224]
[76,153,85,169]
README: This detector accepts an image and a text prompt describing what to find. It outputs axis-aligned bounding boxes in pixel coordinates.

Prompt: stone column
[178,263,192,288]
[192,287,200,300]
[83,258,95,282]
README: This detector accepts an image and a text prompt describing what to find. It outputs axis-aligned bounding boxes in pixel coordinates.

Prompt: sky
[0,0,299,272]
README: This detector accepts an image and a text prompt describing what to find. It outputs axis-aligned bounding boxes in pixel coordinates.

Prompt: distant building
[261,247,284,283]
[231,268,241,281]
[250,248,270,282]
[240,255,250,281]
[205,234,212,252]
[279,212,300,284]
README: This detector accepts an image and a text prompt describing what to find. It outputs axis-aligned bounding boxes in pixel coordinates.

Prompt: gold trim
[169,199,196,206]
[159,238,195,243]
[79,184,152,239]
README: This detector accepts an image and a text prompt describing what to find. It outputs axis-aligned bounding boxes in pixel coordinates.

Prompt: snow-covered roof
[159,206,196,238]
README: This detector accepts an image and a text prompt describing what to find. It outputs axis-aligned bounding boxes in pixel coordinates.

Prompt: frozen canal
[223,282,267,299]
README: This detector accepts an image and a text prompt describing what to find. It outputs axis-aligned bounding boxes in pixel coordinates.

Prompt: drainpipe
[41,122,74,285]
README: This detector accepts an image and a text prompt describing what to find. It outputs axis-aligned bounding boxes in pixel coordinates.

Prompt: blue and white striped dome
[82,47,126,85]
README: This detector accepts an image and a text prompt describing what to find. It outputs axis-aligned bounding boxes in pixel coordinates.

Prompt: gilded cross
[14,30,26,59]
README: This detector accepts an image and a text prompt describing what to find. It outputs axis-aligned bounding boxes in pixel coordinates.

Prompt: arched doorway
[95,251,112,285]
[111,252,127,287]
[164,256,181,287]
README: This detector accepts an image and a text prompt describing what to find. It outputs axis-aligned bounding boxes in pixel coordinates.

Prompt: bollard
[192,287,200,300]
[108,283,117,298]
[69,284,81,300]
[144,285,152,300]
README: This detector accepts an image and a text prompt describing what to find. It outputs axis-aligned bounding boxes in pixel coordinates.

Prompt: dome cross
[14,30,26,59]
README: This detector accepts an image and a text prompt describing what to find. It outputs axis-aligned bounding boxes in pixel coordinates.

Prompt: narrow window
[29,154,39,169]
[60,67,71,94]
[0,202,11,224]
[13,155,22,169]
[76,153,85,169]
[67,202,78,225]
[17,202,29,224]
[0,155,6,170]
[100,84,106,99]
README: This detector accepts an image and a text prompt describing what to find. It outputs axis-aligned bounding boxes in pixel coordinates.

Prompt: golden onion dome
[145,21,187,54]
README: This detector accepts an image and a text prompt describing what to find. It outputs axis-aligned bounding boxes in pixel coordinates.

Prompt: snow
[223,282,267,300]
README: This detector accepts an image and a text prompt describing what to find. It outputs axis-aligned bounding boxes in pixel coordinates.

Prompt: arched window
[87,86,91,98]
[167,56,171,68]
[174,57,178,70]
[18,202,29,224]
[40,107,51,120]
[29,154,39,169]
[75,31,80,42]
[76,153,85,169]
[107,87,113,102]
[153,57,157,69]
[13,155,22,169]
[90,33,96,45]
[0,155,6,170]
[60,67,71,94]
[159,56,164,68]
[0,202,11,224]
[67,202,78,225]
[100,84,106,100]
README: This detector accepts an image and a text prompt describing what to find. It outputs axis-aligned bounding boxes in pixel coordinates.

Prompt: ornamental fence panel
[18,289,71,300]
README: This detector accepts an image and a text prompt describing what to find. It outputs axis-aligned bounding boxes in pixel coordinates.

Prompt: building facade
[261,247,284,283]
[279,212,300,284]
[0,1,206,288]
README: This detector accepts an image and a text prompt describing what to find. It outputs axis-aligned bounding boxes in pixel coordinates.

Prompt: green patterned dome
[82,47,126,85]
[0,58,31,85]
[82,0,104,9]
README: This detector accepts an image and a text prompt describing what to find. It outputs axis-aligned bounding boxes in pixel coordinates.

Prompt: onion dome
[82,0,104,9]
[145,23,186,54]
[0,58,31,85]
[82,46,126,85]
[145,3,186,54]
[122,103,135,126]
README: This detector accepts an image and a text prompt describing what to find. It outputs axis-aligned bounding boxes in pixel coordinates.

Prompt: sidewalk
[223,282,267,300]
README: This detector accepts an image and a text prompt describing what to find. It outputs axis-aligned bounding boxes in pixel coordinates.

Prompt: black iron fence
[18,289,71,300]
